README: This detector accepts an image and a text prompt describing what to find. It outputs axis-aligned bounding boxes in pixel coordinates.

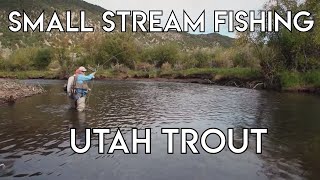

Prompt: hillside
[0,0,234,53]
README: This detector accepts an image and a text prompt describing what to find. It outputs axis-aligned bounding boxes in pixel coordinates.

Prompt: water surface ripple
[0,80,319,179]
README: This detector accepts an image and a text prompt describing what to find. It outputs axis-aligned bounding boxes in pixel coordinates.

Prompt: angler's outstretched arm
[77,73,95,82]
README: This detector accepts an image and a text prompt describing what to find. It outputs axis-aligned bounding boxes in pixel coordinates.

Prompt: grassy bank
[96,67,262,79]
[0,68,261,80]
[279,71,320,91]
[1,68,320,93]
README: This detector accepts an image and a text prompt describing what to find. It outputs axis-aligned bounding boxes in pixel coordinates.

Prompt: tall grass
[280,71,320,89]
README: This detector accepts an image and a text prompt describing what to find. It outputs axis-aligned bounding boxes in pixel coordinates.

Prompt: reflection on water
[0,80,320,179]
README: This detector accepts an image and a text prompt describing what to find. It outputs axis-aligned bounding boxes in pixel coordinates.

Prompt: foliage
[280,71,320,88]
[232,45,259,68]
[181,67,262,79]
[236,0,320,88]
[92,33,139,69]
[111,63,130,74]
[5,48,38,71]
[33,48,53,70]
[0,56,4,70]
[143,43,179,68]
[189,49,213,68]
[135,62,155,72]
[55,47,72,77]
[211,48,234,68]
[0,47,54,71]
[161,62,172,72]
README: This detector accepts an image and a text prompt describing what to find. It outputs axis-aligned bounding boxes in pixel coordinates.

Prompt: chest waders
[71,75,90,101]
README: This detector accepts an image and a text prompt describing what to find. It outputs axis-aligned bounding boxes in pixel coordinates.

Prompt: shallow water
[0,80,320,179]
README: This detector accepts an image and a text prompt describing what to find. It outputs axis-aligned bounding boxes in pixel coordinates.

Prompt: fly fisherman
[67,66,96,112]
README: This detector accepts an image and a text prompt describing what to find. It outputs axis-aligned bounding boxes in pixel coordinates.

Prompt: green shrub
[33,48,52,70]
[303,71,320,87]
[55,47,72,77]
[233,51,248,67]
[144,42,179,68]
[279,71,303,88]
[47,60,60,71]
[212,48,234,68]
[190,50,212,68]
[111,63,129,74]
[0,56,4,70]
[161,62,172,71]
[7,48,38,71]
[74,56,95,68]
[135,62,155,72]
[95,33,139,69]
[173,62,184,71]
[297,56,320,72]
[176,52,196,69]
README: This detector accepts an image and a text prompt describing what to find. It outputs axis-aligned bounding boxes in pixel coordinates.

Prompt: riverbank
[0,68,319,94]
[0,68,265,89]
[279,71,320,94]
[0,79,45,105]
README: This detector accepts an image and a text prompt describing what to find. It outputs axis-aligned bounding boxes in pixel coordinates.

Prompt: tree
[237,0,320,86]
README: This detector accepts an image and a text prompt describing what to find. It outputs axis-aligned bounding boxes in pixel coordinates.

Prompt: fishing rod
[85,50,127,107]
[98,50,127,71]
[85,66,97,108]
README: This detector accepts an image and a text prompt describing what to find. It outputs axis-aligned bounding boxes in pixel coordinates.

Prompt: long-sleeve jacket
[75,73,95,96]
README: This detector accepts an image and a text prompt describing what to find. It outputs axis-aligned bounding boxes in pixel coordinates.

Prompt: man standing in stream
[67,66,96,112]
